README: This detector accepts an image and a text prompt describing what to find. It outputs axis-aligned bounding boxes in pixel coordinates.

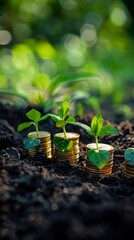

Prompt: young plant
[124,148,134,165]
[49,101,75,152]
[29,72,98,111]
[17,108,49,149]
[72,113,119,169]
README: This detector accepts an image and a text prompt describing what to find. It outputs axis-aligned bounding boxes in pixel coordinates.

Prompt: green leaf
[53,136,72,152]
[0,88,28,102]
[17,122,33,131]
[71,121,93,135]
[39,113,50,122]
[26,109,41,122]
[49,72,98,94]
[66,116,75,123]
[48,114,61,123]
[99,125,119,137]
[23,137,41,149]
[56,120,64,128]
[91,113,103,137]
[124,148,134,165]
[57,101,70,119]
[87,149,110,169]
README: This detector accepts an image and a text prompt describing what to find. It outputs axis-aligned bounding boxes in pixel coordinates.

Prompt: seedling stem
[63,126,67,138]
[95,136,99,150]
[35,123,39,137]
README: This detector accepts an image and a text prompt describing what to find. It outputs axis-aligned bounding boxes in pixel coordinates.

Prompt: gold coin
[53,133,79,165]
[124,166,134,171]
[57,159,78,164]
[28,147,52,158]
[55,149,80,155]
[55,151,79,156]
[28,131,51,138]
[55,152,80,157]
[55,157,79,162]
[125,170,134,175]
[55,149,79,155]
[85,168,112,176]
[87,150,114,155]
[86,143,114,170]
[85,167,113,173]
[124,169,134,174]
[85,163,112,171]
[55,157,79,161]
[85,167,112,173]
[38,143,51,147]
[41,141,51,144]
[55,149,79,154]
[124,163,134,168]
[56,155,79,160]
[27,132,52,159]
[85,167,112,174]
[87,143,114,151]
[39,146,51,150]
[86,159,113,165]
[29,147,51,151]
[36,147,51,151]
[54,132,80,140]
[124,162,134,166]
[89,171,112,176]
[41,139,51,143]
[125,173,134,178]
[86,162,113,170]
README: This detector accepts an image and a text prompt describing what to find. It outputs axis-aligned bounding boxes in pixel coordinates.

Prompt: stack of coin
[85,143,114,176]
[53,132,80,165]
[28,131,52,159]
[124,161,134,178]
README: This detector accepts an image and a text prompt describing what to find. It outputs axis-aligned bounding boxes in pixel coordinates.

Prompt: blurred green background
[0,0,134,118]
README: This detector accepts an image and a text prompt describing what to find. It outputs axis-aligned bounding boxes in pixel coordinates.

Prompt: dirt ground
[0,103,134,240]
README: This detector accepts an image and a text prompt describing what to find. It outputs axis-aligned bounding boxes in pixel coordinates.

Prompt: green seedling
[72,113,119,169]
[49,101,75,152]
[17,108,49,149]
[124,148,134,165]
[30,72,98,111]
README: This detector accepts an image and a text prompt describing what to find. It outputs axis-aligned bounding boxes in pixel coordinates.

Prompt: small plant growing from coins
[17,108,49,149]
[73,113,119,169]
[49,101,76,152]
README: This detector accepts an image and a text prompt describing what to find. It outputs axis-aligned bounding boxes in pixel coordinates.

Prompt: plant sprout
[49,101,75,138]
[72,113,119,169]
[17,108,49,149]
[18,108,49,136]
[49,101,75,152]
[30,72,99,113]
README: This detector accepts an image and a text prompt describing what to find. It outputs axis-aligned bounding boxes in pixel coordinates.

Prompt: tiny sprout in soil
[73,113,119,169]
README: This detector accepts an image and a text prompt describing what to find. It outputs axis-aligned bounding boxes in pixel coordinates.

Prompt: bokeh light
[110,6,127,26]
[0,30,12,45]
[80,24,97,47]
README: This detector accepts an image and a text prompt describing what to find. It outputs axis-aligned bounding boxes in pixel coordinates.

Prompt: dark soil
[0,103,134,240]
